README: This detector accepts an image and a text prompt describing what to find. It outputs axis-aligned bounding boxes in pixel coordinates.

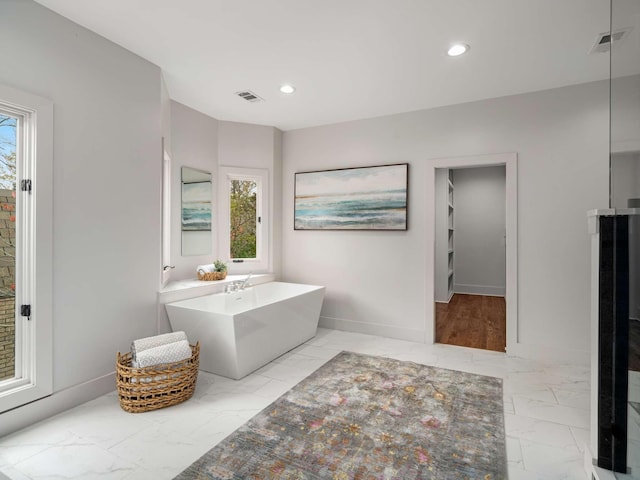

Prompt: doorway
[435,165,507,352]
[425,153,517,354]
[434,165,506,352]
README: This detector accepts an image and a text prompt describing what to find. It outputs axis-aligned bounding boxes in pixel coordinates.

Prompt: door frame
[425,152,518,353]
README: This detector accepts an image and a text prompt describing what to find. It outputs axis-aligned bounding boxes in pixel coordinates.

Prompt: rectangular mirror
[181,166,212,256]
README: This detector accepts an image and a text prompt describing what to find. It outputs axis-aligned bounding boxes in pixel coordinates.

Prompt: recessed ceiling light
[280,84,296,94]
[447,43,469,57]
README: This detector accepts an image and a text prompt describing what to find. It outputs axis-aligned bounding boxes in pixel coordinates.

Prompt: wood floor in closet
[435,294,506,353]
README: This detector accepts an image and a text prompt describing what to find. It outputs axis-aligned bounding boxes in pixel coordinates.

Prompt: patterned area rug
[175,351,506,479]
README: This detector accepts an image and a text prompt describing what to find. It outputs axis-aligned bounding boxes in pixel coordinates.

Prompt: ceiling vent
[590,27,632,54]
[235,90,264,103]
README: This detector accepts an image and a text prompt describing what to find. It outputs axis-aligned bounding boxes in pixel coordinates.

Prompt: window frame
[0,84,53,413]
[161,145,172,285]
[218,166,269,274]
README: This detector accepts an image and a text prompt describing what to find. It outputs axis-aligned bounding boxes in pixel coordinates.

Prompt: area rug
[175,351,506,479]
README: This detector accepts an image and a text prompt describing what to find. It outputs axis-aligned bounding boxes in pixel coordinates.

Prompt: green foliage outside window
[0,115,16,300]
[0,116,16,191]
[230,179,257,258]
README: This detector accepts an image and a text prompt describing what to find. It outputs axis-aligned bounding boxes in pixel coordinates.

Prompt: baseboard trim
[454,283,505,296]
[434,292,455,304]
[316,319,589,364]
[0,372,116,438]
[507,342,589,365]
[318,316,424,343]
[588,455,617,480]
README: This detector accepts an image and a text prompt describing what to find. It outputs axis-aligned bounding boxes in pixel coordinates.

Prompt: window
[230,178,258,259]
[0,84,53,413]
[0,111,17,386]
[218,167,269,273]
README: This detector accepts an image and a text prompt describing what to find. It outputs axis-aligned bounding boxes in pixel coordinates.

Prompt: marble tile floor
[0,328,591,479]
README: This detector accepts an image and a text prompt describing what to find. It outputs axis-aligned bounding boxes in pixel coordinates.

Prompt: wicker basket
[197,271,227,281]
[116,343,199,413]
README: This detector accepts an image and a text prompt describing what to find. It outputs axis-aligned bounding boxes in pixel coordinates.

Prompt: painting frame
[294,163,408,231]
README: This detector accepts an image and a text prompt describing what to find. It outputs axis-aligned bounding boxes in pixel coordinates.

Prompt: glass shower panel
[628,213,640,476]
[611,0,640,475]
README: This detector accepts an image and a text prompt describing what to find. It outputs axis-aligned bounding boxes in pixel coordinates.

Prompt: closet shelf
[437,168,455,303]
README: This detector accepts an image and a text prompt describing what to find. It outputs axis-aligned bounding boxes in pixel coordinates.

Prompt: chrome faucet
[240,272,253,289]
[223,273,253,293]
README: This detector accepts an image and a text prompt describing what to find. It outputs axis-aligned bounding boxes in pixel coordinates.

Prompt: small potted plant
[213,259,227,280]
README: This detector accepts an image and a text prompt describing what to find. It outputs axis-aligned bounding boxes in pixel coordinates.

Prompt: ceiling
[33,0,640,131]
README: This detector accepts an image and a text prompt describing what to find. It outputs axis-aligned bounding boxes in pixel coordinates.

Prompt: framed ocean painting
[181,181,212,231]
[294,163,408,230]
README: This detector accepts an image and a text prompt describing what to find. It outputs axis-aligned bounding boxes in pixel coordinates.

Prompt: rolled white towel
[131,331,187,361]
[134,339,193,368]
[196,264,216,274]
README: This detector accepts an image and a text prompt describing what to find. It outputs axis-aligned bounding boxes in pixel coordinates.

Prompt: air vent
[235,90,264,103]
[590,27,632,54]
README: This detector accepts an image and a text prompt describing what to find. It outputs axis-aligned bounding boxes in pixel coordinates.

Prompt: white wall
[218,121,279,169]
[161,74,172,156]
[452,166,506,296]
[170,101,219,280]
[282,79,609,357]
[273,129,283,277]
[0,0,162,430]
[611,153,640,208]
[612,75,640,149]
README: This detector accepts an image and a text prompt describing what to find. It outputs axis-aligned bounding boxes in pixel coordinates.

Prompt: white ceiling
[33,0,640,131]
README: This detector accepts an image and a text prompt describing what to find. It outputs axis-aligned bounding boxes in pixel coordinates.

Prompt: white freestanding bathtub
[165,281,325,379]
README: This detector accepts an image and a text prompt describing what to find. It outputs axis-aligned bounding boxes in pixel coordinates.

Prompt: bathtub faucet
[224,273,253,293]
[240,272,253,289]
